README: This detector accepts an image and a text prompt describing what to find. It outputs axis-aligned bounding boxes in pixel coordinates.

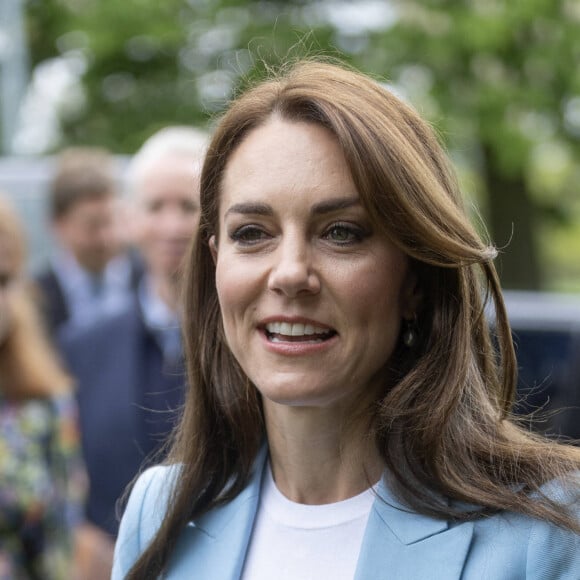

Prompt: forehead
[133,154,199,201]
[220,119,356,211]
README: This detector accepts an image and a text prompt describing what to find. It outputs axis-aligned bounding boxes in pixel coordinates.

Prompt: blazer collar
[167,448,267,578]
[173,449,474,580]
[188,446,267,538]
[372,475,450,543]
[354,475,474,579]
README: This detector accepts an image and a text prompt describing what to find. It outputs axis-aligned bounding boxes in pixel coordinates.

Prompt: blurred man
[59,127,207,579]
[35,147,141,335]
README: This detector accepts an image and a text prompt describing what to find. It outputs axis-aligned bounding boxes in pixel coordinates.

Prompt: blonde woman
[0,195,85,579]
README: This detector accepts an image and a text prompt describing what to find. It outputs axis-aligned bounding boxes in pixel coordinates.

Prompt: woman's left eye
[229,225,270,245]
[323,223,365,245]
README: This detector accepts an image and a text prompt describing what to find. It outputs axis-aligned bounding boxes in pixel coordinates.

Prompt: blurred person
[59,127,207,578]
[113,60,580,579]
[34,147,142,336]
[0,194,85,579]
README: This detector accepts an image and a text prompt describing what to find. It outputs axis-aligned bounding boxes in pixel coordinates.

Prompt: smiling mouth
[263,321,337,343]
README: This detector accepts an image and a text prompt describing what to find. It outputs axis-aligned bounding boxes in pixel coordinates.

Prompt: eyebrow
[311,196,360,215]
[224,202,273,218]
[224,196,360,218]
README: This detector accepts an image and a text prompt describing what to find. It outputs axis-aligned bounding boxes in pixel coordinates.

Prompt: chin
[258,381,341,409]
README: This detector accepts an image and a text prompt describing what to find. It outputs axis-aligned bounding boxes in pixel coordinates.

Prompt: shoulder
[525,473,580,578]
[124,464,179,535]
[112,464,180,578]
[466,474,580,578]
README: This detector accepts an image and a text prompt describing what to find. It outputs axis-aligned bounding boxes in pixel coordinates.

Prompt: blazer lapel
[166,448,268,579]
[355,479,474,580]
[165,451,473,579]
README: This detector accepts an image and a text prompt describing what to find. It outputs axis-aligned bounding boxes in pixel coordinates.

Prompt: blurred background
[1,0,580,442]
[1,0,580,291]
[1,4,578,575]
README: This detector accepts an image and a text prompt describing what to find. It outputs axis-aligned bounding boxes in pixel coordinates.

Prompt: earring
[402,317,418,348]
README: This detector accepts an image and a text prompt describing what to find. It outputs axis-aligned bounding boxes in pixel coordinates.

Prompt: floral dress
[0,393,85,579]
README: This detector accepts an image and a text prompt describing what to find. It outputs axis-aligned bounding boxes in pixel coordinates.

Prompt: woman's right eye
[229,225,269,245]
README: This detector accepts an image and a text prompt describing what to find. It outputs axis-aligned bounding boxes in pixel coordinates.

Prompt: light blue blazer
[113,450,580,579]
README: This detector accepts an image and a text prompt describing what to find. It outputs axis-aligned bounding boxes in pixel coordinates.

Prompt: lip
[258,315,338,356]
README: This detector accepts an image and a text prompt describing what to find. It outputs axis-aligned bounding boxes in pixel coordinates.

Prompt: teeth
[265,322,331,337]
[271,335,324,343]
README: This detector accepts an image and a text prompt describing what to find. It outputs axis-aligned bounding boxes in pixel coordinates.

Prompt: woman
[0,195,85,579]
[113,60,580,579]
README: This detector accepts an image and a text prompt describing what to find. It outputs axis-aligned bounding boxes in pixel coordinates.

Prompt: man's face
[129,154,201,280]
[54,195,120,273]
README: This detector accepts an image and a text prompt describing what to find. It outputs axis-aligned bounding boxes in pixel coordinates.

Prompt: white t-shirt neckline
[261,462,378,528]
[241,463,379,580]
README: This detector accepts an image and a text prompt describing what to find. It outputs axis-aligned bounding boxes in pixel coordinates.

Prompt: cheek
[215,256,259,332]
[346,260,408,334]
[215,268,245,360]
[216,259,246,315]
[134,218,158,245]
[337,260,400,309]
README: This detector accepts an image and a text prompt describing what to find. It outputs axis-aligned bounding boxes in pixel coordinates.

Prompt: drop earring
[402,317,418,348]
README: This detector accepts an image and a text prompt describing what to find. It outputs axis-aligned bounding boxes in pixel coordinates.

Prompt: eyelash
[229,222,369,247]
[229,225,268,245]
[322,222,367,245]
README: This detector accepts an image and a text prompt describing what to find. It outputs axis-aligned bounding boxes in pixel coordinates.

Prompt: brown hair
[0,195,72,399]
[50,147,116,220]
[127,59,580,577]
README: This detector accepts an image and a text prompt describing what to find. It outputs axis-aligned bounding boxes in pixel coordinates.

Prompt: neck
[264,403,382,505]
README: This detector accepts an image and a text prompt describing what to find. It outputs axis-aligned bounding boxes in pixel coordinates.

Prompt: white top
[241,465,377,580]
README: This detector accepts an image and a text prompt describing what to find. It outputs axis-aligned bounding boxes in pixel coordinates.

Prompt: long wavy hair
[0,195,72,399]
[127,59,580,578]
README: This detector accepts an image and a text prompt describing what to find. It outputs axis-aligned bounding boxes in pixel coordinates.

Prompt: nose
[267,235,320,298]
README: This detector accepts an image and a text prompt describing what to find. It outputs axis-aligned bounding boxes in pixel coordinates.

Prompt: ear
[209,235,218,264]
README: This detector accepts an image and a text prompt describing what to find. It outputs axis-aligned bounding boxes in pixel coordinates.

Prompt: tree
[360,0,580,289]
[24,0,336,152]
[23,0,580,288]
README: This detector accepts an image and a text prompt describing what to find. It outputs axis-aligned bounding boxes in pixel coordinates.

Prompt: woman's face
[212,118,417,413]
[0,232,19,345]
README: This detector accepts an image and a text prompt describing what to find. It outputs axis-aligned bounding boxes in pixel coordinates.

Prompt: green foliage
[361,0,580,288]
[23,0,580,288]
[25,0,337,152]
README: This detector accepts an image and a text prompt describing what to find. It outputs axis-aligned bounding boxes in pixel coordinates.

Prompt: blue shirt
[52,249,134,330]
